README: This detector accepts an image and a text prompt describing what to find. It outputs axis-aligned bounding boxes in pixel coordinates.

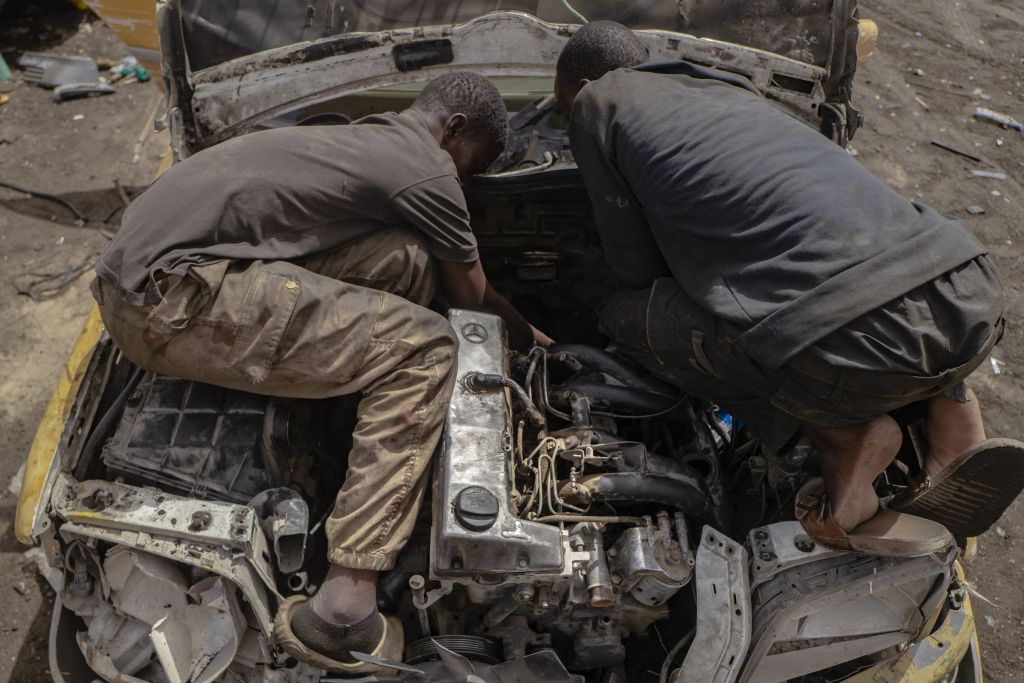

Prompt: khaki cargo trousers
[93,228,457,571]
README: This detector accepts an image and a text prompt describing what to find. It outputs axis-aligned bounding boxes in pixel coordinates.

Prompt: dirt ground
[0,0,1021,681]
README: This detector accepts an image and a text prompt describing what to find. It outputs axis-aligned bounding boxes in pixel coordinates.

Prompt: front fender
[846,563,980,683]
[15,306,105,544]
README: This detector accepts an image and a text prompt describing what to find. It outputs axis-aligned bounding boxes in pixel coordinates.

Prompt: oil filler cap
[454,486,499,532]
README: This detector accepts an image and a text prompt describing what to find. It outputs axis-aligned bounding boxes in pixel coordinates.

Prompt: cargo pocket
[143,275,206,352]
[200,266,302,385]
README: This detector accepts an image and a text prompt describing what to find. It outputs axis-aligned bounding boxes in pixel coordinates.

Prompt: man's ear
[444,112,469,140]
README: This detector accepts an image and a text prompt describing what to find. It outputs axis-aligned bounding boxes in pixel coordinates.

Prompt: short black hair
[412,72,508,149]
[555,21,648,95]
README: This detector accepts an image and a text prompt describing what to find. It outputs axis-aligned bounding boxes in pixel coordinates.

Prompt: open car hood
[156,0,862,155]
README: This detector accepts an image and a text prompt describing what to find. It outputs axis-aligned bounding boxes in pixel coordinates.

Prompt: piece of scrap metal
[53,82,116,102]
[20,52,99,88]
[930,140,983,163]
[974,106,1023,132]
[671,526,752,683]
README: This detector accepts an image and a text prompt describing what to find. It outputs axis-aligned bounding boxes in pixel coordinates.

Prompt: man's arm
[438,259,553,350]
[390,176,552,348]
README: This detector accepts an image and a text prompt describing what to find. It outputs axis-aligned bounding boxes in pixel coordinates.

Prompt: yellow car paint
[14,305,105,544]
[15,154,170,545]
[847,565,979,683]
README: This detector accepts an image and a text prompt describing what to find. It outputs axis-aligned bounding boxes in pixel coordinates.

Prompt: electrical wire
[659,626,696,683]
[0,178,87,222]
[592,395,688,420]
[561,0,588,22]
[16,253,97,301]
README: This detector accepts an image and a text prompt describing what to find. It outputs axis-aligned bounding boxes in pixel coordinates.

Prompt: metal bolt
[794,536,816,553]
[188,510,213,532]
[753,529,769,542]
[517,557,529,569]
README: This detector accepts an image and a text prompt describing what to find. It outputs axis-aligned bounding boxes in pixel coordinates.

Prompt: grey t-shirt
[97,110,476,306]
[570,65,990,370]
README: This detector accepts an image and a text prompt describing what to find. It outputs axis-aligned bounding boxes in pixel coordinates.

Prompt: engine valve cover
[431,310,562,576]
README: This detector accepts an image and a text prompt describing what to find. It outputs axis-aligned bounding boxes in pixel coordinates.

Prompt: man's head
[554,21,648,115]
[411,72,508,182]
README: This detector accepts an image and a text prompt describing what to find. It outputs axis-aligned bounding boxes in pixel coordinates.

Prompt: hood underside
[157,1,860,153]
[180,0,847,72]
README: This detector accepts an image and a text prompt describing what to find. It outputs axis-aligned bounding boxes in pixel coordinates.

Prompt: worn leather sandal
[795,477,954,557]
[890,438,1024,538]
[273,595,405,674]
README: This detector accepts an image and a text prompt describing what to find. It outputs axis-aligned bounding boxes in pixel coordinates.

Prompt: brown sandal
[890,438,1024,538]
[273,595,405,674]
[795,478,953,557]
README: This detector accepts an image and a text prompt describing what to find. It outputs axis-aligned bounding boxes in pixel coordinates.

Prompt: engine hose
[560,472,709,516]
[75,365,145,476]
[618,445,705,483]
[548,344,679,399]
[552,381,675,415]
[463,372,546,429]
[588,433,705,485]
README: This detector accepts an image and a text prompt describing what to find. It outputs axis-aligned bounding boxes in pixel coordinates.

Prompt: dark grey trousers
[600,276,1003,451]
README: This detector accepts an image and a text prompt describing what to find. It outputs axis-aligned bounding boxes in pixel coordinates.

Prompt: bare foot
[924,388,986,478]
[804,416,903,531]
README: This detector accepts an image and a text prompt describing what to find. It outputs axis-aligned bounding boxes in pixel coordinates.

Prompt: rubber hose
[552,381,675,415]
[560,472,709,516]
[549,344,678,398]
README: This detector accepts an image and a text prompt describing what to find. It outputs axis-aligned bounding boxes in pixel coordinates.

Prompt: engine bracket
[672,526,752,683]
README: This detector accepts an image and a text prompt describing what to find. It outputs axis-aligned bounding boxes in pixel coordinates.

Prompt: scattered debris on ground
[930,139,984,162]
[974,107,1024,132]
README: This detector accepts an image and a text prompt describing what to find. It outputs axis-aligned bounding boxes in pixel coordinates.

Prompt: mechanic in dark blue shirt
[555,21,1020,556]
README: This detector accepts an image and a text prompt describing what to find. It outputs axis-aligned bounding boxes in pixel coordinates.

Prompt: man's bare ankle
[830,491,879,532]
[924,390,987,478]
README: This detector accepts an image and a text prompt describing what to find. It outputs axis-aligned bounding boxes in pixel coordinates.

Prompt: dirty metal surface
[179,12,828,149]
[672,526,752,683]
[431,309,563,577]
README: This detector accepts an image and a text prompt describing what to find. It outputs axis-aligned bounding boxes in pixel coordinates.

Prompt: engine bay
[56,302,958,683]
[38,99,966,683]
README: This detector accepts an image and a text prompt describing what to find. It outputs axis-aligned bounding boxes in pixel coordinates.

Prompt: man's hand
[438,259,551,351]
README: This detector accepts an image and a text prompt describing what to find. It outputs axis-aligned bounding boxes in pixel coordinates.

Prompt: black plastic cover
[454,485,500,531]
[101,374,274,503]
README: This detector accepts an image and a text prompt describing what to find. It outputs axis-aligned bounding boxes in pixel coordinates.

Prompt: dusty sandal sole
[273,596,404,674]
[891,438,1024,538]
[796,477,953,557]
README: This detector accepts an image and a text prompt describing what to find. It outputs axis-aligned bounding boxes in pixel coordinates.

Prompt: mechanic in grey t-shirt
[93,73,551,675]
[554,22,1020,558]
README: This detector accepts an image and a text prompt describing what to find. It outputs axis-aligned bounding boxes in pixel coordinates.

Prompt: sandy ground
[0,0,1021,680]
